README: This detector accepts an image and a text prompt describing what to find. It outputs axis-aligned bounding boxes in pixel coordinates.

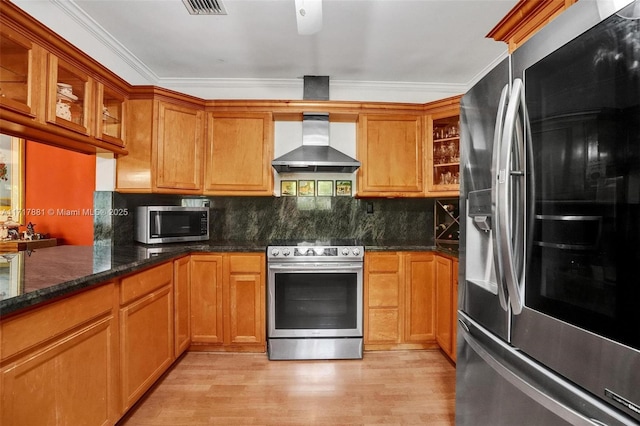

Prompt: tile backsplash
[94,191,435,246]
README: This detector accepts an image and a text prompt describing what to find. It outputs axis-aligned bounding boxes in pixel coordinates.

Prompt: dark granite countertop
[0,241,456,318]
[0,242,267,317]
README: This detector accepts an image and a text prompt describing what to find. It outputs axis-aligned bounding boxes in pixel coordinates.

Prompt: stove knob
[283,248,291,256]
[271,248,280,257]
[352,248,361,256]
[341,248,350,256]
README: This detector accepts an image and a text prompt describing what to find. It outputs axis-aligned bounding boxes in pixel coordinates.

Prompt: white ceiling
[14,0,518,102]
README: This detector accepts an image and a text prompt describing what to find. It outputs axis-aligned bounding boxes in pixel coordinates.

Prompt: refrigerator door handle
[491,83,511,312]
[495,78,527,315]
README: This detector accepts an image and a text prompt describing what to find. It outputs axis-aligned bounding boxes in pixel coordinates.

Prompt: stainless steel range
[267,240,364,360]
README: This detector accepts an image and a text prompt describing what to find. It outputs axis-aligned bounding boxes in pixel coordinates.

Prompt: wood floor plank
[118,350,455,425]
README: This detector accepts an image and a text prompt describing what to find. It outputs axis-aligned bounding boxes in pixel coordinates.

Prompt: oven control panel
[268,245,363,260]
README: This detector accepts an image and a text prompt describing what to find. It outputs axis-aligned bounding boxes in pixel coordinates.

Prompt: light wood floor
[118,350,456,426]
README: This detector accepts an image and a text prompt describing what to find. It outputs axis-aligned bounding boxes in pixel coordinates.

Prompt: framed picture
[316,180,334,197]
[336,180,352,196]
[280,180,297,196]
[298,180,315,197]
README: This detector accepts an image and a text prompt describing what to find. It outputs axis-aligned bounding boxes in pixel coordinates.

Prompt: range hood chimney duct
[271,76,361,173]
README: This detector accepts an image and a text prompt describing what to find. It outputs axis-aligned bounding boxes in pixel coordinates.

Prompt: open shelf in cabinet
[435,198,459,253]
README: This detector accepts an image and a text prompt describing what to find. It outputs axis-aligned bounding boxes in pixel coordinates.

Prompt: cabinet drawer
[366,253,400,272]
[228,254,264,274]
[120,262,173,305]
[1,282,114,361]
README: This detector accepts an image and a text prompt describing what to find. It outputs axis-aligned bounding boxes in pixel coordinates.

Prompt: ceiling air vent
[182,0,227,15]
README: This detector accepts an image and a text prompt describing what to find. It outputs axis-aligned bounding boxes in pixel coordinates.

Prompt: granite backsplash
[94,191,436,246]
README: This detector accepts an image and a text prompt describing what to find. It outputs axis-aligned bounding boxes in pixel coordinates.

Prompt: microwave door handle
[496,78,527,315]
[491,83,511,312]
[154,213,161,236]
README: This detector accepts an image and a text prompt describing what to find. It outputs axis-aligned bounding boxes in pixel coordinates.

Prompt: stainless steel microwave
[135,206,209,244]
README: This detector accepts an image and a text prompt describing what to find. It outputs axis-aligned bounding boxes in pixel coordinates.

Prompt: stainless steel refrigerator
[457,1,640,424]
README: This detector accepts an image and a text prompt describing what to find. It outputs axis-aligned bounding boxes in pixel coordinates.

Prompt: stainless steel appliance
[267,240,364,360]
[457,1,640,424]
[135,206,209,244]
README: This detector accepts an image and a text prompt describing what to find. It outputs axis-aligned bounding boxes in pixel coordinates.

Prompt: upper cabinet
[426,97,460,197]
[0,1,128,155]
[204,112,273,196]
[95,82,126,148]
[487,0,577,52]
[117,93,205,194]
[0,26,45,118]
[46,54,93,136]
[155,102,205,193]
[357,113,425,197]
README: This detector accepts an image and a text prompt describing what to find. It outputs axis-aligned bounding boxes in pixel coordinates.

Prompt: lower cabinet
[435,254,458,362]
[0,283,118,426]
[174,255,191,357]
[190,253,266,352]
[119,262,174,412]
[364,251,437,350]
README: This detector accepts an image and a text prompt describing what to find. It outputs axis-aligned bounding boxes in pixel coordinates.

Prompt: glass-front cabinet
[46,55,92,135]
[428,112,460,194]
[95,83,125,147]
[0,27,42,117]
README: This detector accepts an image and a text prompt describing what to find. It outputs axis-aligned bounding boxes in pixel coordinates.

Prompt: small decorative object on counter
[1,216,21,240]
[23,222,37,241]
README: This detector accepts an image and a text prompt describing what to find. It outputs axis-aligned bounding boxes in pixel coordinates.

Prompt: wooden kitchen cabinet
[46,54,94,136]
[95,81,126,148]
[435,254,458,362]
[190,254,224,344]
[0,283,119,426]
[174,255,191,357]
[452,258,458,362]
[364,252,403,346]
[119,262,174,412]
[426,97,460,196]
[357,114,426,197]
[0,25,46,118]
[404,252,436,344]
[155,101,205,192]
[190,253,266,351]
[364,251,437,350]
[204,112,274,195]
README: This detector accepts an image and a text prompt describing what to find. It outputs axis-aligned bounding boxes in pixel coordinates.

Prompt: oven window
[524,8,640,351]
[274,273,358,329]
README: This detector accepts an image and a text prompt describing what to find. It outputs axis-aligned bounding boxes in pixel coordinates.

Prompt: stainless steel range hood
[271,76,361,173]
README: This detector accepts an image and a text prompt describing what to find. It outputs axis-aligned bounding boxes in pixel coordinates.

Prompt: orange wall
[25,141,95,245]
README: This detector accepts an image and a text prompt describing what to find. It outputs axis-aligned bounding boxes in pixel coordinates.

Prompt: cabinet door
[174,256,191,357]
[46,54,93,136]
[120,284,174,412]
[204,112,274,195]
[190,254,224,344]
[435,255,453,356]
[404,252,436,343]
[155,101,204,192]
[1,317,117,426]
[0,25,46,118]
[364,252,403,345]
[451,259,459,362]
[95,82,126,148]
[357,114,425,197]
[0,283,118,426]
[427,107,460,196]
[224,254,265,347]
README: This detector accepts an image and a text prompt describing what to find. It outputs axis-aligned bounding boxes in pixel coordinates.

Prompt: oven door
[267,262,363,339]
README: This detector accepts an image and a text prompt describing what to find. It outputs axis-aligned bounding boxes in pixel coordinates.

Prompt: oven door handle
[269,263,363,271]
